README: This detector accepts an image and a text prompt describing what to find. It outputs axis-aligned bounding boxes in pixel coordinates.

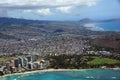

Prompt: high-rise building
[33,62,39,69]
[14,59,20,68]
[23,57,28,67]
[28,62,33,70]
[18,57,24,67]
[26,55,32,62]
[6,62,10,71]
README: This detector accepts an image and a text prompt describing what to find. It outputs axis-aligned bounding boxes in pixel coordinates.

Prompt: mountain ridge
[79,18,120,23]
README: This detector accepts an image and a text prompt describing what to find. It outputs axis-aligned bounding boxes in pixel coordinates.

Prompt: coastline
[0,69,91,78]
[0,68,120,78]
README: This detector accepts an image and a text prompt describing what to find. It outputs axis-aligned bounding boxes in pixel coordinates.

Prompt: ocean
[96,21,120,31]
[0,69,120,80]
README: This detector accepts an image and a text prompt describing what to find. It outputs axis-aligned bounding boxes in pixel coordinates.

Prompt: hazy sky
[0,0,120,21]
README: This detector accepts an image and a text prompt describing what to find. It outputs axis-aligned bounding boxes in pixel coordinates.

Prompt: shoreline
[0,69,92,78]
[0,68,120,78]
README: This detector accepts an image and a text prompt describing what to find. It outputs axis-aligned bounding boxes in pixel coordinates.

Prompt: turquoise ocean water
[0,69,120,80]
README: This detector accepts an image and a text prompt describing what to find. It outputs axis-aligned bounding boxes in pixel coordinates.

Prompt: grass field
[88,56,120,65]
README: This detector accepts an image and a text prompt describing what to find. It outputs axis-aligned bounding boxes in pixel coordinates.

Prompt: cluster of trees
[46,55,87,69]
[46,54,120,69]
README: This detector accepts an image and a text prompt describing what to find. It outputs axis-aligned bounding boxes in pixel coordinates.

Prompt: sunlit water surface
[0,69,120,80]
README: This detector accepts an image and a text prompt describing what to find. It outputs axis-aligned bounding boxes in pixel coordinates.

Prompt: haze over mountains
[79,18,120,23]
[0,17,120,40]
[0,17,85,40]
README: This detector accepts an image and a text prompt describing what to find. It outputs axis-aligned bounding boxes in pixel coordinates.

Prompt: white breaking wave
[86,76,94,79]
[112,77,117,79]
[84,23,104,31]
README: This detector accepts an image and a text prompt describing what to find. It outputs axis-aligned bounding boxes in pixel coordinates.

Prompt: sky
[0,0,120,21]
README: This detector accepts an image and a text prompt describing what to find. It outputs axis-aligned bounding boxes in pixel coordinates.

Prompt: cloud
[36,9,52,16]
[57,6,73,14]
[0,0,98,7]
[24,8,52,16]
[0,0,99,17]
[84,23,104,31]
[0,0,99,9]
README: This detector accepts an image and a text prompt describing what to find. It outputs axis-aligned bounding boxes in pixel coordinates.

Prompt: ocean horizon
[96,21,120,31]
[0,69,120,80]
